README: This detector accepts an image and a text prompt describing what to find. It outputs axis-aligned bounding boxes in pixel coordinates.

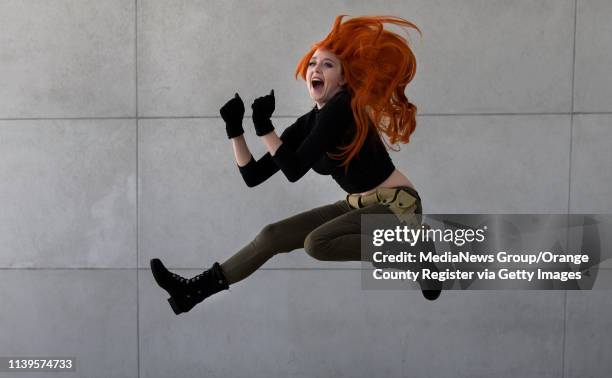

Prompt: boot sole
[167,297,184,315]
[422,289,442,301]
[168,295,197,315]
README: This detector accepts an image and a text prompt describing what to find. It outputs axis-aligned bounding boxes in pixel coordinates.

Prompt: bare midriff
[354,169,415,196]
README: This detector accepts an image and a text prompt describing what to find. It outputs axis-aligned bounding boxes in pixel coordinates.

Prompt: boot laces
[187,271,207,284]
[170,272,187,283]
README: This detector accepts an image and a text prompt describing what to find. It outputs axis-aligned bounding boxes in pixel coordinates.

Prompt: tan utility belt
[345,187,422,226]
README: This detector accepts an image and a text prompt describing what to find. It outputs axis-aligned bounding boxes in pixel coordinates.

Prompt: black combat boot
[372,231,442,301]
[415,236,442,301]
[373,259,442,300]
[150,258,230,315]
[416,265,443,300]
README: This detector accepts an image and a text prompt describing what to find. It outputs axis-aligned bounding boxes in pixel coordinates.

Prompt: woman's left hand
[251,89,275,136]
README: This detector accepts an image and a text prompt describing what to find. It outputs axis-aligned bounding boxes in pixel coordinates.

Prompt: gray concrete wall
[1,0,610,377]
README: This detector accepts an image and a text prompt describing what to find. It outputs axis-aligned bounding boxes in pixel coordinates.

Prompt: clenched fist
[220,93,245,139]
[251,89,275,137]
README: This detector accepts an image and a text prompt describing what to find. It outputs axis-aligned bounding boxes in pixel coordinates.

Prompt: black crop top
[237,89,396,194]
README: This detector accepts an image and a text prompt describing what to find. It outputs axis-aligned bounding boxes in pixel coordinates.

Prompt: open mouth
[312,78,324,91]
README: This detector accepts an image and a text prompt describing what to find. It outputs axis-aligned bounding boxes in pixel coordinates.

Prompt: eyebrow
[310,57,336,63]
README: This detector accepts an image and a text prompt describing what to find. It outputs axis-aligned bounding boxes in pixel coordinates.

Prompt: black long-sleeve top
[237,89,396,194]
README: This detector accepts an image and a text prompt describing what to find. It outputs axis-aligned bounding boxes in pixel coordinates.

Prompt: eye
[324,62,333,68]
[308,61,315,66]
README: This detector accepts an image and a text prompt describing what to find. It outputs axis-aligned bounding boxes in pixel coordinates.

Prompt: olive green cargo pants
[220,186,422,285]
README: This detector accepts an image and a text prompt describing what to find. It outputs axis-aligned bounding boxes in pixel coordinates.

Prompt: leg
[303,203,392,262]
[220,200,351,285]
[304,199,442,300]
[151,200,351,314]
[304,188,423,262]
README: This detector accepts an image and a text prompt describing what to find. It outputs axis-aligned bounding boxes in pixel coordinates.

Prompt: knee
[255,222,292,254]
[304,231,331,261]
[257,223,282,244]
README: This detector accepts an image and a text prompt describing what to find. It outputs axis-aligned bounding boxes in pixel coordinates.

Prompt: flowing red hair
[295,15,422,171]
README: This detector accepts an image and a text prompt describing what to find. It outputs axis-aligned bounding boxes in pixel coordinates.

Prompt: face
[306,48,346,109]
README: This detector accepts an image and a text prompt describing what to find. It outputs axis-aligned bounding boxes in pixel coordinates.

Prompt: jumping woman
[151,15,442,315]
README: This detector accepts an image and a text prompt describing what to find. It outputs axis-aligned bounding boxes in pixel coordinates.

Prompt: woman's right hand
[220,93,245,139]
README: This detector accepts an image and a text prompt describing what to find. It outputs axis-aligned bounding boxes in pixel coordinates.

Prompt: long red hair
[295,15,422,171]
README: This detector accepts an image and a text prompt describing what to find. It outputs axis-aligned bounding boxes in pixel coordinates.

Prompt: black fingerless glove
[251,89,275,136]
[220,93,245,139]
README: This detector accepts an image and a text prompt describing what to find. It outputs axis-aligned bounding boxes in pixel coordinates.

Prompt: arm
[260,131,282,156]
[268,93,352,182]
[232,124,303,187]
[232,134,279,188]
[233,134,278,188]
[232,134,255,166]
[242,88,311,186]
[220,92,279,188]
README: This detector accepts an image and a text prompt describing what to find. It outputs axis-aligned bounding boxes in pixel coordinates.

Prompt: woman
[151,15,441,315]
